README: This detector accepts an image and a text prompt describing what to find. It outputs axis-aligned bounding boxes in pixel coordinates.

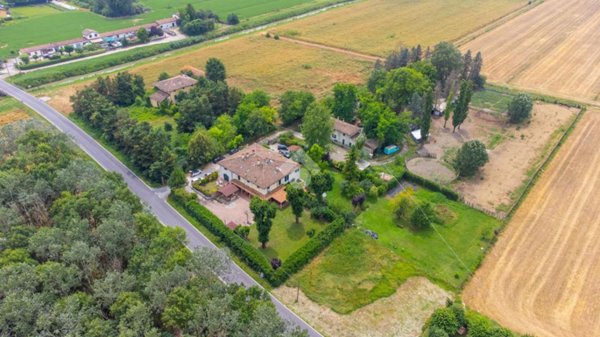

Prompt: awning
[270,188,287,204]
[218,183,239,198]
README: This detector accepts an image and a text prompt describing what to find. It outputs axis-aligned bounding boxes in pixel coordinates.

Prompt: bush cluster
[17,50,104,70]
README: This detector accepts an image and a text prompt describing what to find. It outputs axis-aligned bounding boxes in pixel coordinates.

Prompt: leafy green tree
[452,80,474,132]
[428,326,450,337]
[278,90,315,125]
[367,60,386,93]
[244,106,277,138]
[205,57,226,82]
[377,67,431,111]
[137,27,149,43]
[430,42,463,89]
[470,51,485,89]
[227,13,240,25]
[286,184,305,223]
[461,49,472,80]
[250,198,277,248]
[408,60,437,85]
[410,202,434,230]
[408,92,423,117]
[176,95,213,133]
[454,140,489,177]
[20,55,30,65]
[168,167,187,189]
[63,45,75,55]
[421,90,433,141]
[187,129,222,167]
[307,143,325,165]
[332,83,358,121]
[343,146,360,181]
[376,110,408,146]
[158,72,170,81]
[308,171,334,200]
[301,103,333,149]
[208,114,239,149]
[429,307,459,335]
[508,93,533,124]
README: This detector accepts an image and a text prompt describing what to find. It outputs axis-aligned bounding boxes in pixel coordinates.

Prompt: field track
[463,109,600,337]
[462,0,600,103]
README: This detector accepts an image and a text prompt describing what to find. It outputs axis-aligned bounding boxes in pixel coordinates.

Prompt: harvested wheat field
[274,277,449,337]
[463,109,600,337]
[462,0,600,103]
[0,111,30,126]
[275,0,528,56]
[131,35,372,97]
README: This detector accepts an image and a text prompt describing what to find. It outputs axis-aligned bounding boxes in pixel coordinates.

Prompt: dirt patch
[406,157,456,184]
[0,111,30,125]
[462,0,600,103]
[463,109,600,337]
[273,277,449,337]
[37,82,89,115]
[424,103,576,213]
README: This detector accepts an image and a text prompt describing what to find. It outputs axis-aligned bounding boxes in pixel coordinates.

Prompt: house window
[332,134,337,139]
[285,175,289,182]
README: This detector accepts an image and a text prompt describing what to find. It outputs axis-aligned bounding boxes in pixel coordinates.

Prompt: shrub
[429,307,459,335]
[341,180,364,199]
[507,93,533,124]
[402,170,459,201]
[306,228,316,237]
[310,206,337,222]
[454,140,489,177]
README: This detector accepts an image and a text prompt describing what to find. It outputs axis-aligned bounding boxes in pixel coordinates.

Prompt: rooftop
[218,144,300,190]
[333,118,361,138]
[20,37,86,53]
[154,75,198,93]
[150,90,169,103]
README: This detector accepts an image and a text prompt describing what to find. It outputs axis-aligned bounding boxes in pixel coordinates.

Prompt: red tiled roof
[20,37,86,53]
[218,144,300,190]
[218,183,239,198]
[153,75,197,93]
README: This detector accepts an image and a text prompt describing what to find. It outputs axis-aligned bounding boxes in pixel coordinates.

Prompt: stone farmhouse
[149,75,198,107]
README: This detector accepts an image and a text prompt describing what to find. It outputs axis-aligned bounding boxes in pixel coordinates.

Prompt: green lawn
[471,87,515,113]
[247,207,326,261]
[293,229,418,313]
[129,106,175,127]
[293,186,501,313]
[325,170,352,212]
[0,0,339,58]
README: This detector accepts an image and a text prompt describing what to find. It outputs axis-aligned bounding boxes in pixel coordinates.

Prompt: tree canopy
[507,93,533,124]
[301,103,333,149]
[454,140,489,177]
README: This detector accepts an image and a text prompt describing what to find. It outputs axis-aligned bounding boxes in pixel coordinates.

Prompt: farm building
[150,75,198,107]
[331,118,362,148]
[19,37,89,58]
[217,144,301,206]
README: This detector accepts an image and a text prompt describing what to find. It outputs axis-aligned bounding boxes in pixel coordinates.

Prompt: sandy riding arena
[462,0,600,103]
[463,110,600,337]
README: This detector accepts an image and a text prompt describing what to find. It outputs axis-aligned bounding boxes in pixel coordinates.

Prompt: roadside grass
[129,35,372,97]
[247,207,326,261]
[274,0,526,56]
[0,0,340,58]
[0,97,39,125]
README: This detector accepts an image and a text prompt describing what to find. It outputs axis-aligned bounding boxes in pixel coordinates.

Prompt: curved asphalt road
[0,79,322,337]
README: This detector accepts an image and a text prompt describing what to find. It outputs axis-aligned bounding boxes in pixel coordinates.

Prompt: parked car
[228,147,239,155]
[279,149,291,158]
[190,169,202,177]
[212,155,225,164]
[277,144,288,151]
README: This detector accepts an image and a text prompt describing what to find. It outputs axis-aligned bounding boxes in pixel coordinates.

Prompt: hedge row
[170,189,347,286]
[272,217,345,286]
[402,170,460,201]
[170,190,275,281]
[11,0,354,89]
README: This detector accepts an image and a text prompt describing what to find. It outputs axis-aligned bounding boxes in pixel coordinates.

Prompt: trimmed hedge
[170,190,275,281]
[272,217,345,286]
[402,170,459,201]
[170,189,347,286]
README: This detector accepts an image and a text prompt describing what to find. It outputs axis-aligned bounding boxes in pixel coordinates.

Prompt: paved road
[0,79,322,337]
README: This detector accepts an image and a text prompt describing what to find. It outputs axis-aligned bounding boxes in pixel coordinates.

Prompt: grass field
[0,97,33,125]
[247,207,326,261]
[0,0,339,58]
[464,110,600,337]
[462,0,600,103]
[294,187,501,313]
[471,87,515,113]
[131,35,372,97]
[274,0,527,56]
[129,106,175,127]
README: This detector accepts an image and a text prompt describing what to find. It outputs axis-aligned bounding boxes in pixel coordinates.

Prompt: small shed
[217,183,239,201]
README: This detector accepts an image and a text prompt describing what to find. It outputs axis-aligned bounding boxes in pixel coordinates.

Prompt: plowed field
[462,0,600,102]
[463,110,600,337]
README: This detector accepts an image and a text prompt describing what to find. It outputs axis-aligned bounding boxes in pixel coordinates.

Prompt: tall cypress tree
[421,90,433,141]
[452,81,474,132]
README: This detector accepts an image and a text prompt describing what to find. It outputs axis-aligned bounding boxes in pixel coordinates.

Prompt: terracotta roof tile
[333,118,361,138]
[153,75,197,93]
